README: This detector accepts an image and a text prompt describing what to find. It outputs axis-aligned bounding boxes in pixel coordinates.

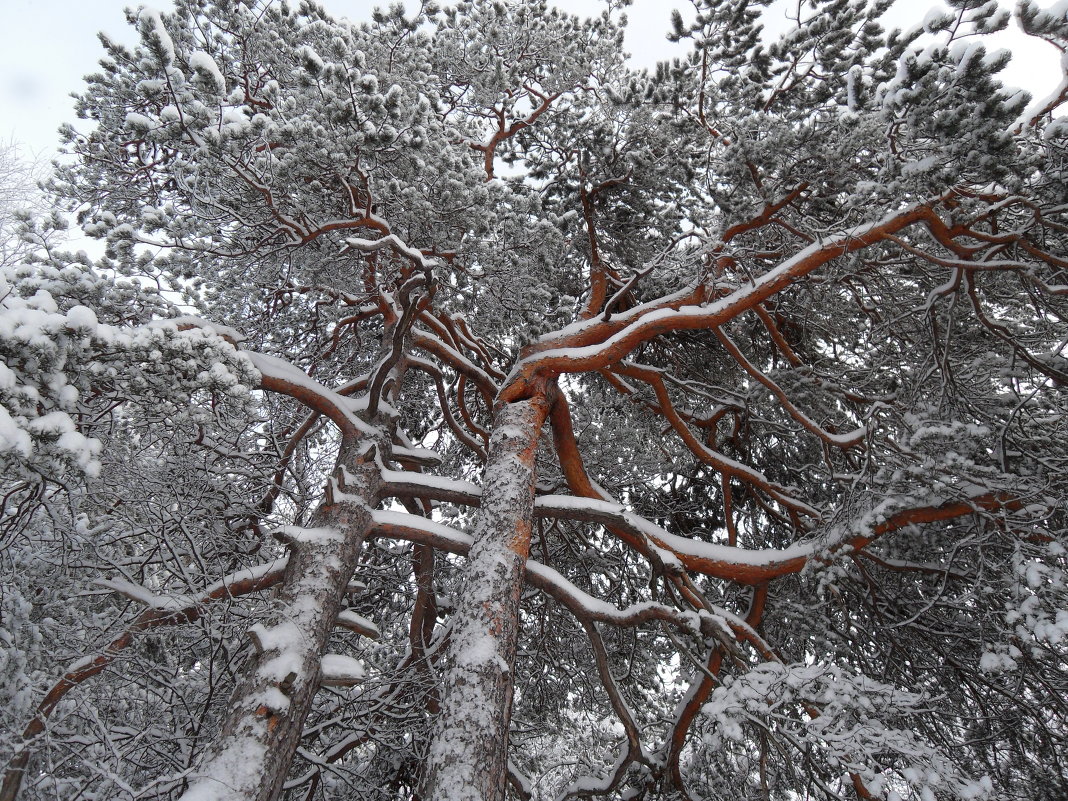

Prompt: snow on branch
[148,315,247,345]
[319,654,367,687]
[378,468,483,506]
[376,477,1017,585]
[412,330,501,401]
[501,202,936,399]
[2,558,289,800]
[335,610,380,639]
[341,232,438,270]
[533,491,1018,585]
[145,315,380,441]
[370,510,708,633]
[245,351,377,440]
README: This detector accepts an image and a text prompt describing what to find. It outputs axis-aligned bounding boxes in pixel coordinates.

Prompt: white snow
[278,524,343,544]
[535,494,816,569]
[64,305,98,332]
[342,232,435,268]
[248,620,303,655]
[525,561,673,624]
[336,609,380,638]
[189,51,226,91]
[0,408,32,457]
[124,112,155,132]
[140,7,175,65]
[378,467,481,501]
[370,508,474,549]
[320,653,366,685]
[922,7,953,32]
[297,45,324,73]
[901,155,940,177]
[979,650,1017,672]
[203,557,289,597]
[96,577,188,611]
[149,314,246,343]
[179,736,268,801]
[391,444,443,465]
[245,351,376,436]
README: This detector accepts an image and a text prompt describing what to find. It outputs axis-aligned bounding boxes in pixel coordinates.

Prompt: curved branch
[407,357,489,459]
[413,330,500,403]
[503,202,938,401]
[0,559,289,801]
[615,362,819,519]
[246,351,374,440]
[714,326,866,448]
[665,583,768,795]
[470,88,561,180]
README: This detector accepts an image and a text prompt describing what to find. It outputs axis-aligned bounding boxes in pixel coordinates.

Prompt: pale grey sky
[0,0,1062,159]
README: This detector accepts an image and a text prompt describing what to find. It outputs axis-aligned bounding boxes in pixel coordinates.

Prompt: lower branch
[0,560,288,801]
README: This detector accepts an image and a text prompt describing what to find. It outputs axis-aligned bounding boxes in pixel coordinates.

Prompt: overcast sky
[0,0,1062,160]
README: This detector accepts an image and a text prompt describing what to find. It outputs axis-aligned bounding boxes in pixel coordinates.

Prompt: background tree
[0,140,56,268]
[1,0,1066,800]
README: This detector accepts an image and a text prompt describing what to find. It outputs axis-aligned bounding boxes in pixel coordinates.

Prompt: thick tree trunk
[422,392,552,801]
[179,438,383,801]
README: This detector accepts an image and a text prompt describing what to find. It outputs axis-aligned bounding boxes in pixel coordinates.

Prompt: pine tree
[2,1,1066,799]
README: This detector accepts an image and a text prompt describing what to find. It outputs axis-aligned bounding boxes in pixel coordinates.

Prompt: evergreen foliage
[1,1,1067,799]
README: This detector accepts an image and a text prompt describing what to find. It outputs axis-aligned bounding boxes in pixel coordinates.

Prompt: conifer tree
[2,1,1066,799]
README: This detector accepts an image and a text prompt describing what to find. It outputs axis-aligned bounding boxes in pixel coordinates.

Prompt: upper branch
[502,201,938,400]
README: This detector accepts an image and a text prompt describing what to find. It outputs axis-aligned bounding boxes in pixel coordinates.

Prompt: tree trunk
[179,438,383,801]
[422,391,552,801]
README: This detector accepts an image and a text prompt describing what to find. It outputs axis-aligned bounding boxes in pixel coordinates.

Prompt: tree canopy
[1,0,1067,800]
